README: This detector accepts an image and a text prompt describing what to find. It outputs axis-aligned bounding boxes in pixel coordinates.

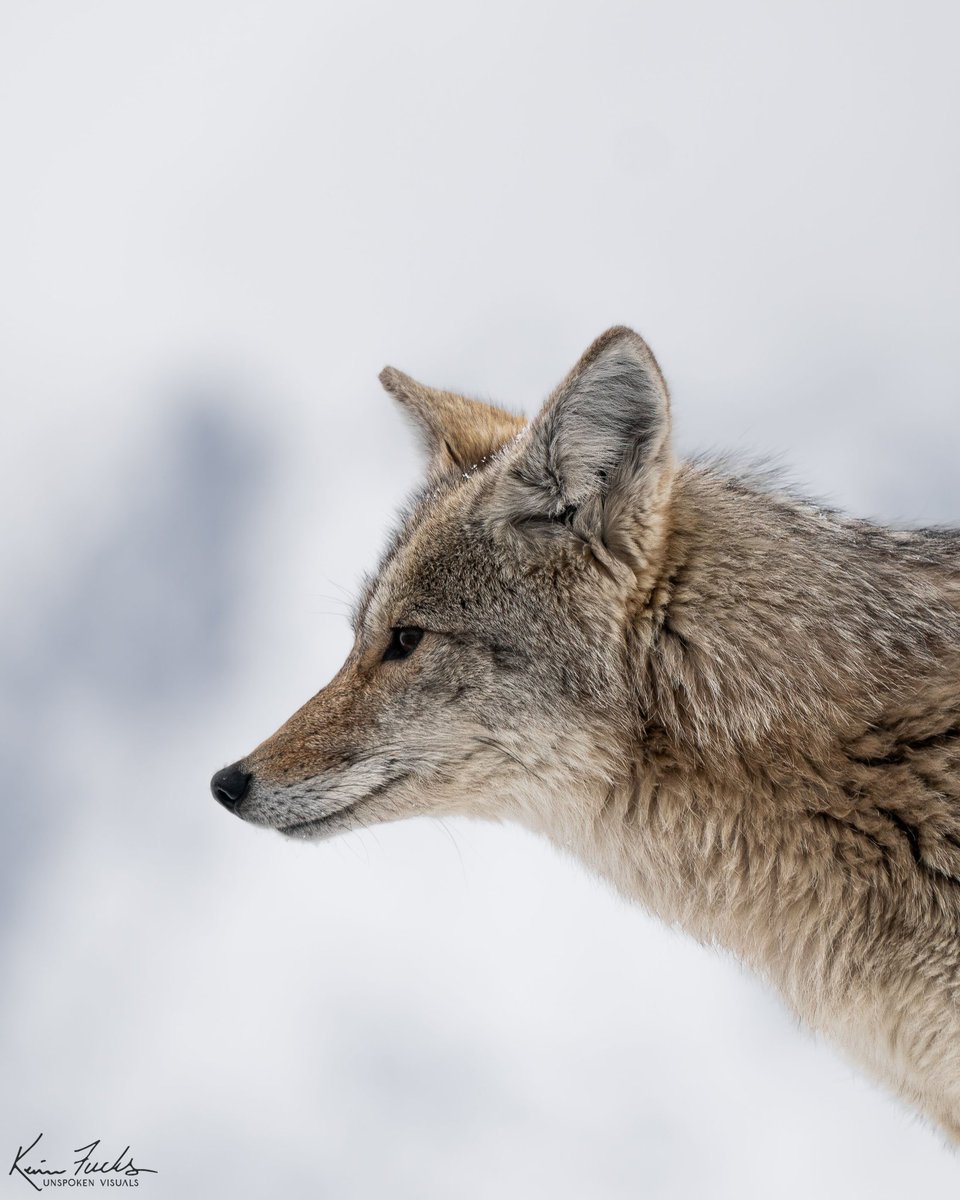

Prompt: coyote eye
[382,626,424,662]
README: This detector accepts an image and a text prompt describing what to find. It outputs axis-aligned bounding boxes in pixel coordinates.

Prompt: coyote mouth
[282,800,363,836]
[280,768,414,836]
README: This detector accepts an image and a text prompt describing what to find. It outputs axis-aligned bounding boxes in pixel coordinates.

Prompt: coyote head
[211,328,674,843]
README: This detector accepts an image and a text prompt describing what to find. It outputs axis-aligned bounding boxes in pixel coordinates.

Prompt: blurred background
[1,2,958,1196]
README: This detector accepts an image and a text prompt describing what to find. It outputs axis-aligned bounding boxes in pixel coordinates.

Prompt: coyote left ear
[379,367,526,474]
[491,326,673,560]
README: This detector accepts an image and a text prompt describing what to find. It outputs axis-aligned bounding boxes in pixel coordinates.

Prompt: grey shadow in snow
[0,388,275,915]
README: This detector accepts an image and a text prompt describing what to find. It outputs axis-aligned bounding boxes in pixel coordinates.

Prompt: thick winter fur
[222,327,960,1140]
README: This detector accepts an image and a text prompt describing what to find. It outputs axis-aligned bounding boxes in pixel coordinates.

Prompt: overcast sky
[2,2,959,1197]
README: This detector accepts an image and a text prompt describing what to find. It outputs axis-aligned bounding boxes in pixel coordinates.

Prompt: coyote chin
[212,327,960,1141]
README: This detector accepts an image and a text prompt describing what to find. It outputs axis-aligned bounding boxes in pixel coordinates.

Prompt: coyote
[212,328,960,1140]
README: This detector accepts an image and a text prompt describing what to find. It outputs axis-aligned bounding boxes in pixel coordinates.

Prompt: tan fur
[378,366,526,473]
[219,328,960,1142]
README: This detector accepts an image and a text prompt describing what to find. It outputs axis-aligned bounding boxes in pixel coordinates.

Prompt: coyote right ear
[489,326,674,563]
[379,367,526,475]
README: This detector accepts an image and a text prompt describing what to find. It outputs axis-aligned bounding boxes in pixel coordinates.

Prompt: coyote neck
[570,738,960,1130]
[556,467,960,1139]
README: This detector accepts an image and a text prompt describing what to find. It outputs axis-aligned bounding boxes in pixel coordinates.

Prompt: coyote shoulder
[212,327,960,1141]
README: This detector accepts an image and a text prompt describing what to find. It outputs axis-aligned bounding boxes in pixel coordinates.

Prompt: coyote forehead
[211,326,960,1144]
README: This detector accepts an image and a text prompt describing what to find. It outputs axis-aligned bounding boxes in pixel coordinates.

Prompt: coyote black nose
[210,762,252,813]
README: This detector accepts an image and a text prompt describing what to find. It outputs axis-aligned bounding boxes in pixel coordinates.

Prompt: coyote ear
[379,367,526,474]
[492,326,673,559]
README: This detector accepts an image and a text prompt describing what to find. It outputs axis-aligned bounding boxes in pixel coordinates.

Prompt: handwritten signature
[9,1134,158,1192]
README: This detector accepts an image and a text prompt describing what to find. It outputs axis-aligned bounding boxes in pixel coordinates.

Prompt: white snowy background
[2,2,959,1197]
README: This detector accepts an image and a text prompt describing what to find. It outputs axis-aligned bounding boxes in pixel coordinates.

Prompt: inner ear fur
[379,366,526,474]
[491,326,674,560]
